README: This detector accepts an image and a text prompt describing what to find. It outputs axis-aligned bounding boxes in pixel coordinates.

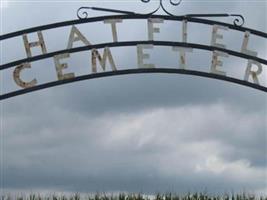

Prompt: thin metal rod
[78,6,136,15]
[0,68,266,101]
[1,41,266,71]
[1,15,266,41]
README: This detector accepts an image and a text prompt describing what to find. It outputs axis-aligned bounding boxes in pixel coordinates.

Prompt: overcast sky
[0,0,267,196]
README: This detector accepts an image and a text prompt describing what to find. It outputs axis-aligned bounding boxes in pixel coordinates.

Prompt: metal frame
[1,41,266,71]
[1,68,266,101]
[1,15,267,41]
[1,9,267,100]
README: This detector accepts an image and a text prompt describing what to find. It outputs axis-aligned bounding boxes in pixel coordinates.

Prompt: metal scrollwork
[230,14,245,27]
[141,0,182,16]
[185,14,245,27]
[77,0,183,18]
[76,0,245,27]
[77,7,90,19]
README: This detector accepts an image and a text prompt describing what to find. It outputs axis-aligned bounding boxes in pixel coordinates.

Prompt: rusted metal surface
[13,63,37,88]
[147,18,164,40]
[210,51,228,76]
[67,25,91,49]
[54,53,75,80]
[172,47,193,69]
[182,20,188,42]
[23,31,47,57]
[92,47,117,73]
[211,25,228,49]
[104,19,123,42]
[240,31,263,84]
[241,31,257,57]
[244,60,263,85]
[137,44,155,68]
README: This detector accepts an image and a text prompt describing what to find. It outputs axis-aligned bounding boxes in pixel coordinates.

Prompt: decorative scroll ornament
[77,0,245,27]
[141,0,182,16]
[231,14,245,26]
[185,13,245,27]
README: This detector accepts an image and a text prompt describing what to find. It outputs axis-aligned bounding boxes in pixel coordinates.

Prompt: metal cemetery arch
[0,0,267,101]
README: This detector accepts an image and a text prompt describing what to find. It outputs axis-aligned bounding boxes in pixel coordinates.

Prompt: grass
[1,193,267,200]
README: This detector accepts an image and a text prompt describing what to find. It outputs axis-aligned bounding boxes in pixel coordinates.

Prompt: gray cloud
[2,103,267,193]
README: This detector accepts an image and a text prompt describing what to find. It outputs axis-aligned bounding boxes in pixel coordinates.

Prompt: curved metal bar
[1,15,266,41]
[0,68,266,101]
[230,14,245,27]
[77,7,136,19]
[159,0,182,17]
[135,0,160,16]
[170,0,183,6]
[77,7,90,19]
[1,41,266,71]
[185,14,245,27]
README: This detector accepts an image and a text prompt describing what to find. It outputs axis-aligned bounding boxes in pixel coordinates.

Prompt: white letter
[241,31,262,84]
[91,47,117,73]
[172,47,193,69]
[241,31,257,56]
[13,63,37,88]
[67,25,91,49]
[23,31,47,57]
[137,45,154,68]
[182,20,188,43]
[211,25,228,49]
[148,18,164,40]
[210,51,228,76]
[54,53,75,80]
[244,60,262,85]
[104,19,123,42]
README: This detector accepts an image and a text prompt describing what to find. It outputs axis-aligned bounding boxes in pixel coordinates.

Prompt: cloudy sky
[0,0,267,196]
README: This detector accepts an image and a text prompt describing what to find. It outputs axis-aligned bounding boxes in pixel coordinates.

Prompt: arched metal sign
[1,0,266,101]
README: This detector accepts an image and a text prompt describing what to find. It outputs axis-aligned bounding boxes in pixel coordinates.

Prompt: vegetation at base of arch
[1,193,267,200]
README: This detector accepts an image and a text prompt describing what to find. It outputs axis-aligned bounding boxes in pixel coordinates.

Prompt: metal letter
[13,63,37,88]
[241,31,257,56]
[182,20,188,43]
[148,18,164,40]
[23,31,47,57]
[172,47,193,69]
[137,45,155,68]
[210,51,228,76]
[54,53,75,80]
[91,47,117,73]
[104,19,123,42]
[241,31,261,84]
[67,25,91,49]
[211,25,228,49]
[244,60,262,85]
